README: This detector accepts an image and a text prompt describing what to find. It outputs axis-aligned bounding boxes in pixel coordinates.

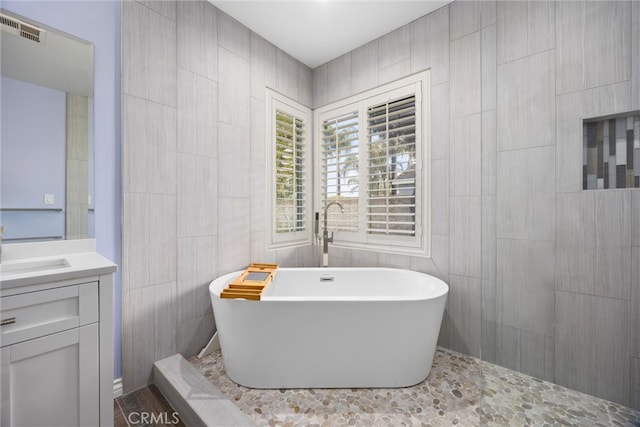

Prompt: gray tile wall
[122,0,640,408]
[315,0,639,409]
[122,0,312,393]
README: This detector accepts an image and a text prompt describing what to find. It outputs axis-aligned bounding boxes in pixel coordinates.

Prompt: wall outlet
[44,194,54,205]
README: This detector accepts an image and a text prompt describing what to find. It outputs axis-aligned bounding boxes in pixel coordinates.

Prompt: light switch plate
[44,194,54,204]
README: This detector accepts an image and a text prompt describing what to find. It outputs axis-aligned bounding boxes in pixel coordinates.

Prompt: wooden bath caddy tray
[219,263,279,300]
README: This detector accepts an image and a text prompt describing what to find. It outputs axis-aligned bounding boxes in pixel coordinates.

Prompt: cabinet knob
[0,317,16,326]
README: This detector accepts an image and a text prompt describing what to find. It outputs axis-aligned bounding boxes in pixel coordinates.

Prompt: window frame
[266,88,313,250]
[313,71,431,257]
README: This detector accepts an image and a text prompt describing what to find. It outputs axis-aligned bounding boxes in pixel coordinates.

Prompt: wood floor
[114,384,185,427]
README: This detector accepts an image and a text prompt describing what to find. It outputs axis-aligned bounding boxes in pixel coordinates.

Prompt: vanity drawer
[0,282,98,347]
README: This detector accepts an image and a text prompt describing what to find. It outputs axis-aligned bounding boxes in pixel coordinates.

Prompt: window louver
[366,95,417,236]
[275,109,306,233]
[321,111,359,231]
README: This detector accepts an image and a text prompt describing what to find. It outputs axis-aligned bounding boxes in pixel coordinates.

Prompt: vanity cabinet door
[0,323,99,426]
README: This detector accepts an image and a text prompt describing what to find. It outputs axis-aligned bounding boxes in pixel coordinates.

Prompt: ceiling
[210,1,451,69]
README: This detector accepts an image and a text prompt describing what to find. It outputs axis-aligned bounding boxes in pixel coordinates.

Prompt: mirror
[0,9,94,242]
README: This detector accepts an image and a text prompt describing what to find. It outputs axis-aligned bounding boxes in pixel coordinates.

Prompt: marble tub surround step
[153,354,255,427]
[190,349,640,427]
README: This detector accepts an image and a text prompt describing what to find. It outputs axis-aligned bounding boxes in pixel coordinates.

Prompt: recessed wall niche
[583,112,640,190]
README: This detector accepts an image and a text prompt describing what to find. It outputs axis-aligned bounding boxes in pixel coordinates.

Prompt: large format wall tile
[377,60,410,87]
[582,81,631,119]
[218,47,250,127]
[633,1,640,110]
[123,286,156,391]
[556,291,631,406]
[555,0,584,95]
[147,195,178,286]
[178,236,217,323]
[177,313,215,358]
[482,195,496,282]
[177,1,217,81]
[123,194,178,289]
[431,82,450,161]
[557,191,632,300]
[298,63,313,108]
[250,98,266,168]
[351,41,379,94]
[556,192,596,295]
[431,159,449,236]
[123,95,177,195]
[496,0,527,64]
[449,0,481,41]
[497,324,520,371]
[177,68,217,158]
[410,6,449,85]
[448,274,482,358]
[634,192,640,247]
[555,92,583,193]
[498,238,555,337]
[138,0,176,21]
[497,50,554,151]
[520,329,554,382]
[217,11,250,60]
[584,1,631,90]
[312,64,328,108]
[450,113,481,197]
[482,110,497,196]
[178,154,218,237]
[250,165,267,234]
[123,0,176,107]
[482,0,496,27]
[250,33,277,102]
[450,31,481,118]
[594,191,632,300]
[557,0,631,94]
[527,0,555,56]
[481,25,496,112]
[450,196,481,278]
[378,25,411,70]
[218,197,251,274]
[497,0,554,63]
[154,282,177,361]
[218,123,251,198]
[327,53,352,101]
[497,146,555,241]
[123,194,150,290]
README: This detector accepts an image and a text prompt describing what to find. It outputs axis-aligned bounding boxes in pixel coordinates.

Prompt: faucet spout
[322,202,344,267]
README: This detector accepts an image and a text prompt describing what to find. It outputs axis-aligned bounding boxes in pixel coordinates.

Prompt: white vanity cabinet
[0,242,116,427]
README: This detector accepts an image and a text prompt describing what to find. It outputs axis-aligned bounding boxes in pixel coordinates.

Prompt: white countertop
[0,239,117,290]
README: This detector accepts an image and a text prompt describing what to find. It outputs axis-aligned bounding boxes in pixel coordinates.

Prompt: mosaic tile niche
[584,113,640,189]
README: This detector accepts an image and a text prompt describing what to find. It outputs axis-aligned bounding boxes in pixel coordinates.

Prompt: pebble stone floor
[190,348,640,427]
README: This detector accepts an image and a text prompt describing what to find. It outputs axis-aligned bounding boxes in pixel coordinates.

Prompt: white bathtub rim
[209,267,449,302]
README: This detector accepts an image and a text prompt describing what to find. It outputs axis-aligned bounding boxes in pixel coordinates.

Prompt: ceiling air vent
[0,13,45,44]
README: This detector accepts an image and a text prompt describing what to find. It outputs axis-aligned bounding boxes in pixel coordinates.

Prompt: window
[266,89,312,249]
[314,72,430,256]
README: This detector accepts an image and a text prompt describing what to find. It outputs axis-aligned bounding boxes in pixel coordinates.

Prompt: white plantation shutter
[267,89,312,249]
[275,110,306,233]
[320,111,359,231]
[314,71,430,256]
[366,95,417,236]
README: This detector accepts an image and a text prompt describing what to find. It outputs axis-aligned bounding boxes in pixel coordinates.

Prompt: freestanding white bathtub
[209,267,448,389]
